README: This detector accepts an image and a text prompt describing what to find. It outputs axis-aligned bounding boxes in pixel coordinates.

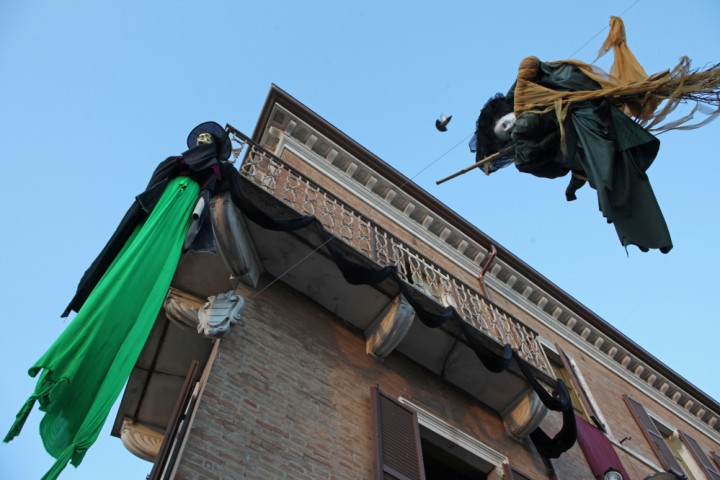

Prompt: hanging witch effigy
[4,122,244,479]
[438,17,720,253]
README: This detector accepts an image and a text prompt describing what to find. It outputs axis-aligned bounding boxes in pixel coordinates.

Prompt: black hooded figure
[64,121,238,316]
[6,122,247,480]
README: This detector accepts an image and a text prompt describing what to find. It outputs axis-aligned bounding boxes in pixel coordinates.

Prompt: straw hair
[513,17,720,138]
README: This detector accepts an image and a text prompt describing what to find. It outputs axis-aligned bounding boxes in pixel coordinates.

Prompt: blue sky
[1,1,718,478]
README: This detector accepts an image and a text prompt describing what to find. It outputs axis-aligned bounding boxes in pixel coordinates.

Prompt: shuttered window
[623,395,686,477]
[679,431,720,480]
[556,344,606,431]
[372,387,426,480]
[547,354,586,419]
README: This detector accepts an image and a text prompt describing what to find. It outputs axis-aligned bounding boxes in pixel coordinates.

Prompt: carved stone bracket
[210,191,261,288]
[198,291,245,339]
[120,418,164,462]
[501,388,549,438]
[164,287,205,332]
[164,287,244,339]
[365,295,416,360]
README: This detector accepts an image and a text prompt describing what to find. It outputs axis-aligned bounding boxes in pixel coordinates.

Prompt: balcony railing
[233,130,551,375]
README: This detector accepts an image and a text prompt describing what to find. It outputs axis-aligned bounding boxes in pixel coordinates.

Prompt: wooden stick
[435,146,515,185]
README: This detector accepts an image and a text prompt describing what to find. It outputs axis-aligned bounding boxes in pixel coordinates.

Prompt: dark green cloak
[510,61,672,253]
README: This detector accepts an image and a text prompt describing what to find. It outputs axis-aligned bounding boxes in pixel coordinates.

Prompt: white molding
[567,355,614,439]
[493,278,720,442]
[275,134,487,280]
[609,437,664,472]
[399,397,506,480]
[264,103,720,442]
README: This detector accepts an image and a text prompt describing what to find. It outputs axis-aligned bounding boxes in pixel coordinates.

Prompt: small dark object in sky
[435,114,452,132]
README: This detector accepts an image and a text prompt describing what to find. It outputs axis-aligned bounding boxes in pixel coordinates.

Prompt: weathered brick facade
[176,279,553,479]
[121,86,719,480]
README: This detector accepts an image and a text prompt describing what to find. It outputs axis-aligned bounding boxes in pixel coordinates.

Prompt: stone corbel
[365,295,416,360]
[120,418,164,462]
[501,388,549,438]
[210,191,261,288]
[164,287,204,332]
[198,291,245,338]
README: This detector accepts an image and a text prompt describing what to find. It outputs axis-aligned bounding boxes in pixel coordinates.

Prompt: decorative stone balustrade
[238,142,551,376]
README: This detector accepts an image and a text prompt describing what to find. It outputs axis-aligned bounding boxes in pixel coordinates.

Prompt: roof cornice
[249,84,720,427]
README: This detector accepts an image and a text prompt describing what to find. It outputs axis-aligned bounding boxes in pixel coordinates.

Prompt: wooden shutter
[679,431,720,480]
[148,360,199,480]
[371,386,426,480]
[623,395,685,477]
[556,344,605,431]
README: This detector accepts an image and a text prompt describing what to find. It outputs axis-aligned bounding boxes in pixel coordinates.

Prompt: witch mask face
[197,132,215,145]
[493,112,516,142]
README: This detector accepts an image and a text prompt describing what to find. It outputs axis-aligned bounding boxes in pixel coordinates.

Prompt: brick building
[112,86,720,479]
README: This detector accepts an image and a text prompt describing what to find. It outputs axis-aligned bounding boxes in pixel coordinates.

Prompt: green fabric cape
[5,176,199,479]
[511,61,672,253]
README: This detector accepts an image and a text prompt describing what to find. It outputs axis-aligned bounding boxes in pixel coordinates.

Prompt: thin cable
[567,0,642,59]
[250,131,472,299]
[247,1,645,300]
[250,235,335,300]
[402,132,473,187]
[414,0,643,188]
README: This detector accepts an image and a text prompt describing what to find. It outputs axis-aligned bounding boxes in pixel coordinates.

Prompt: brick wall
[174,276,552,479]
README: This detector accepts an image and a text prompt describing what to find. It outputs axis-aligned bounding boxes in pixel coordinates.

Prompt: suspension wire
[224,129,337,300]
[416,0,644,186]
[236,0,647,300]
[568,0,642,58]
[401,132,473,188]
[250,235,335,300]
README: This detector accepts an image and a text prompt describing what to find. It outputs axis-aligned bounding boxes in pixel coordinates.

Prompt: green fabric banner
[5,176,199,479]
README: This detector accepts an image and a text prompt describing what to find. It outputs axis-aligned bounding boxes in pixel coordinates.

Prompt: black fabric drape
[513,350,577,458]
[231,174,577,458]
[228,173,576,457]
[63,157,577,458]
[455,319,514,373]
[530,397,578,458]
[63,145,236,317]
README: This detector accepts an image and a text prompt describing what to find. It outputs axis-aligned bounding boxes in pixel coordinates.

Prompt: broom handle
[436,146,515,185]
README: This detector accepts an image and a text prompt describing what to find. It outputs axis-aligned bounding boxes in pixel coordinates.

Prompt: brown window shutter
[371,386,426,480]
[502,460,516,480]
[623,395,685,477]
[148,360,199,480]
[679,431,720,480]
[556,344,604,431]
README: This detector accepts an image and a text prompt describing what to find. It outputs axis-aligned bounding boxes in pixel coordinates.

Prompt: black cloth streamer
[64,156,576,457]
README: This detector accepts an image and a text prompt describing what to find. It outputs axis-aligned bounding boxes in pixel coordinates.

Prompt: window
[653,420,697,479]
[543,343,607,432]
[547,353,586,418]
[624,395,720,480]
[679,432,720,480]
[371,386,425,480]
[371,387,512,480]
[420,428,489,480]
